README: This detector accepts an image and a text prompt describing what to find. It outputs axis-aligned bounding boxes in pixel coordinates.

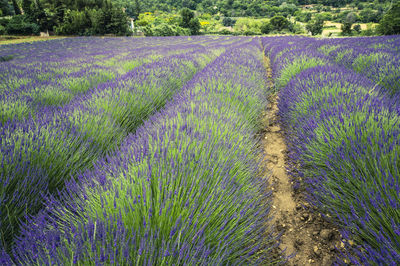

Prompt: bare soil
[262,56,347,265]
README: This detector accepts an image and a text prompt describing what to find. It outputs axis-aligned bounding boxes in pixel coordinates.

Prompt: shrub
[0,17,10,27]
[180,8,194,28]
[188,17,200,35]
[291,22,304,34]
[145,23,190,37]
[353,24,361,34]
[359,8,380,23]
[219,28,232,35]
[378,2,400,35]
[142,25,153,36]
[222,17,236,27]
[261,22,272,34]
[306,17,324,36]
[269,15,290,32]
[175,25,190,36]
[179,8,200,35]
[360,24,376,36]
[341,22,353,36]
[243,30,258,36]
[151,23,177,36]
[5,15,39,35]
[294,11,311,23]
[55,10,91,35]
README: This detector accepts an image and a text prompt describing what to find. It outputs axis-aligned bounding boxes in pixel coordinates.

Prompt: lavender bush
[263,36,400,264]
[11,39,281,265]
[0,36,242,255]
[0,36,238,123]
[316,36,400,97]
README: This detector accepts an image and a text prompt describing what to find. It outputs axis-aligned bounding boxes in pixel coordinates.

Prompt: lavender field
[0,35,399,265]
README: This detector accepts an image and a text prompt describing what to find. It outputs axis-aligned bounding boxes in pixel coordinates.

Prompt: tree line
[0,0,399,36]
[0,0,130,35]
[117,0,392,18]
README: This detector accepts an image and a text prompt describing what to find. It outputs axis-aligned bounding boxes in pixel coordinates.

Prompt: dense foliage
[378,1,400,35]
[305,16,324,35]
[115,0,393,18]
[0,0,397,36]
[1,0,130,35]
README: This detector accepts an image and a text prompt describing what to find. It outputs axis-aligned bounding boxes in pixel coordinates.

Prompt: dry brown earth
[262,56,347,265]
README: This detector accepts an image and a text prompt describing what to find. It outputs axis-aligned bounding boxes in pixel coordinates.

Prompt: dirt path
[262,56,346,265]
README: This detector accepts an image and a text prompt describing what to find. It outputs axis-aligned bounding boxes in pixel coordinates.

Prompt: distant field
[322,21,378,36]
[0,35,399,265]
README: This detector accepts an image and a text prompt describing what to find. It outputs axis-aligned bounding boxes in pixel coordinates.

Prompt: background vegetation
[0,1,399,40]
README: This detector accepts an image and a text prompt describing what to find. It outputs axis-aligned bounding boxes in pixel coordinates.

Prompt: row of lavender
[0,36,238,123]
[262,36,400,264]
[317,36,400,97]
[0,36,248,256]
[2,39,281,264]
[266,35,400,97]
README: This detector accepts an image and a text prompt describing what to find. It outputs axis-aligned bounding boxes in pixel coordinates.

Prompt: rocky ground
[262,56,348,265]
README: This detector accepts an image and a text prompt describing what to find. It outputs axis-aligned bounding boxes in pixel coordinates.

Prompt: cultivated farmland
[0,35,399,265]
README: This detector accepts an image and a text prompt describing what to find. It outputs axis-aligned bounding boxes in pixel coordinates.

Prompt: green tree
[134,0,141,19]
[341,12,356,36]
[279,2,298,16]
[152,23,175,36]
[150,23,189,36]
[6,15,39,35]
[306,16,324,36]
[260,22,272,34]
[22,0,34,21]
[108,6,130,35]
[180,8,200,35]
[180,8,194,28]
[127,0,141,20]
[341,21,353,35]
[0,0,13,16]
[55,9,92,35]
[378,2,400,35]
[294,11,312,22]
[222,17,236,27]
[183,0,197,10]
[269,15,290,31]
[359,8,379,23]
[32,0,49,31]
[12,0,21,15]
[188,17,200,34]
[353,24,361,34]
